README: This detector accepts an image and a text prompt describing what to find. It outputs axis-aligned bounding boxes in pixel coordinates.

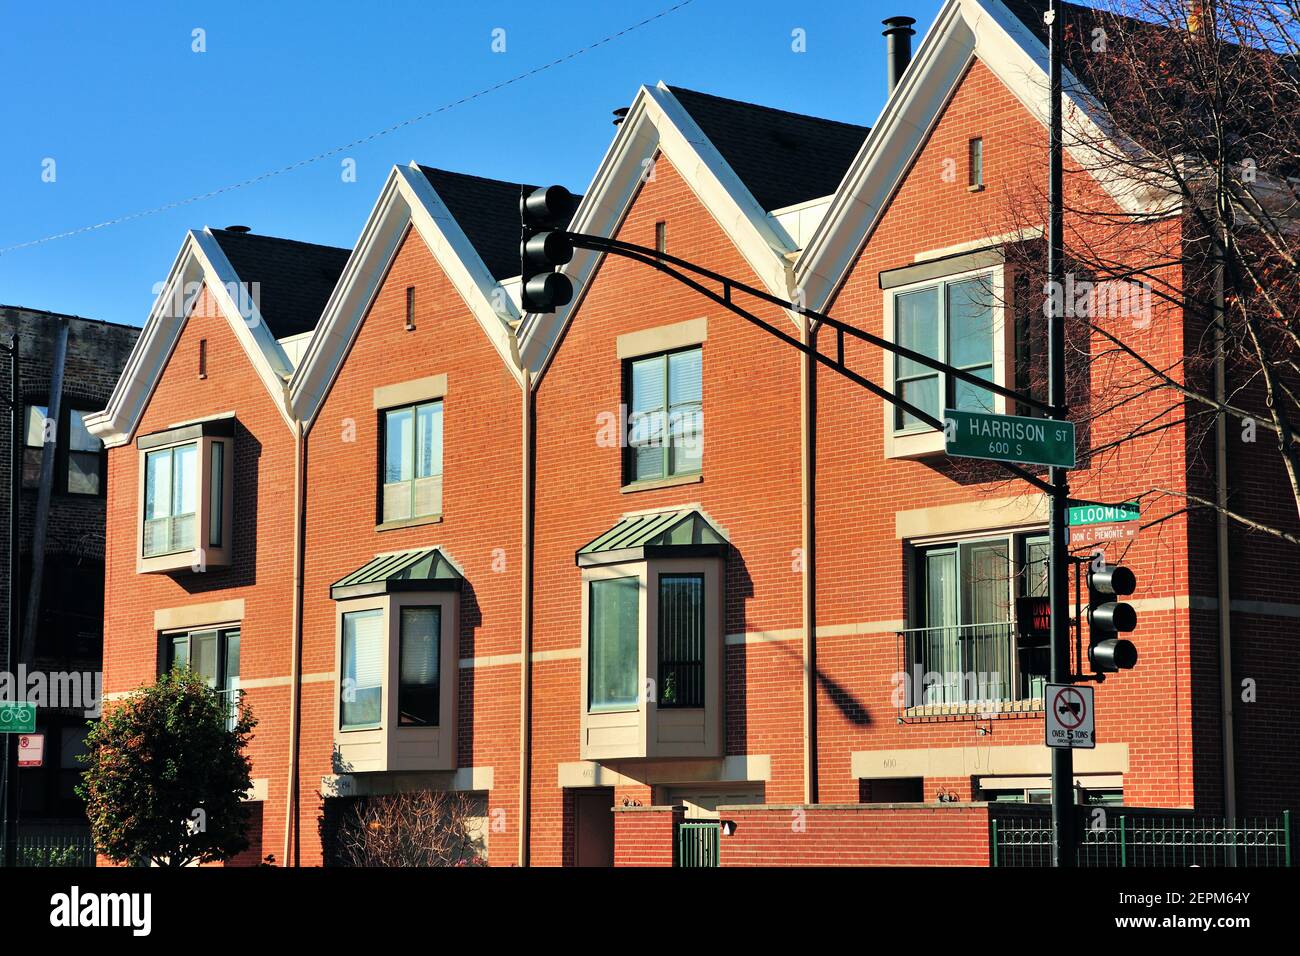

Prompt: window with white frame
[893,274,996,431]
[382,401,443,523]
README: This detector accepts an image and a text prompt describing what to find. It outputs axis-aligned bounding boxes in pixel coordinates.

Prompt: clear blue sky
[0,0,943,327]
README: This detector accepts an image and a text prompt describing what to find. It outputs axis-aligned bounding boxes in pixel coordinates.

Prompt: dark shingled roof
[418,166,581,282]
[209,229,350,339]
[667,86,869,212]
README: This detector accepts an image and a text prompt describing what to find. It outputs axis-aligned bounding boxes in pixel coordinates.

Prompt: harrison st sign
[943,408,1077,469]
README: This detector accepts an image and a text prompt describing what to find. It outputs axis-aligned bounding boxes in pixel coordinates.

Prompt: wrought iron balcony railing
[896,621,1045,716]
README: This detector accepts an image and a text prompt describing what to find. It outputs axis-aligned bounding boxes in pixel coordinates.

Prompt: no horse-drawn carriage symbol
[1045,683,1095,749]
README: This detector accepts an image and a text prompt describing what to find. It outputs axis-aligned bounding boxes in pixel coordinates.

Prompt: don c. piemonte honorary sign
[944,408,1077,469]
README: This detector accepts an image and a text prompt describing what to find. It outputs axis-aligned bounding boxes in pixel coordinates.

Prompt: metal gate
[676,821,720,867]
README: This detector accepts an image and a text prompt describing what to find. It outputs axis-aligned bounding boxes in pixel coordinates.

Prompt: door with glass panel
[916,540,1012,704]
[166,627,240,727]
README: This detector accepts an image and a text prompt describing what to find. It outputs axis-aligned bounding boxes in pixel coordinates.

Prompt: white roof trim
[517,82,801,379]
[84,229,296,448]
[288,163,524,429]
[796,0,1179,313]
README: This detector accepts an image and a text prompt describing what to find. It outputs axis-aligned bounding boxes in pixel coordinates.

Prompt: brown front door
[572,788,615,867]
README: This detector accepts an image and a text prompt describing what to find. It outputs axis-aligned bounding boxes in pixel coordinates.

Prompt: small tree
[77,669,257,867]
[327,790,485,867]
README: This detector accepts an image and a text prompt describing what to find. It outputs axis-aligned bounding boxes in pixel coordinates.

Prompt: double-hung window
[907,531,1047,707]
[165,626,241,727]
[382,401,443,523]
[144,443,199,556]
[893,274,996,431]
[625,347,702,483]
[588,577,639,712]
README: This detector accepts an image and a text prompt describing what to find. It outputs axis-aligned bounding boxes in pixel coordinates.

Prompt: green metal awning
[576,509,728,567]
[330,547,463,600]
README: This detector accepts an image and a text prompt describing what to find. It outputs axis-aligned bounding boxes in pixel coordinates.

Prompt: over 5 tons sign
[1045,683,1095,749]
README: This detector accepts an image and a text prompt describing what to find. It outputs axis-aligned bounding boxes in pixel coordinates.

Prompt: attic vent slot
[406,286,416,331]
[198,339,207,380]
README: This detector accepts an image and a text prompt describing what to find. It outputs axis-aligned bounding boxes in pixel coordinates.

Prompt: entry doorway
[571,788,615,867]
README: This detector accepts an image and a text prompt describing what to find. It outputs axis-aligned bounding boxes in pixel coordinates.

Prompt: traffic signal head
[1087,562,1138,672]
[520,185,577,313]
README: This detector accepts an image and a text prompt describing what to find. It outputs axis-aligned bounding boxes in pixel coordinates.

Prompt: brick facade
[93,13,1298,869]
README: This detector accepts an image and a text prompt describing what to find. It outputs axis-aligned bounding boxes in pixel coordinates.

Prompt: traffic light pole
[1046,0,1076,868]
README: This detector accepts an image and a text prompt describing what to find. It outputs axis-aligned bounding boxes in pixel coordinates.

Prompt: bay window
[577,508,725,761]
[331,547,461,773]
[136,418,234,573]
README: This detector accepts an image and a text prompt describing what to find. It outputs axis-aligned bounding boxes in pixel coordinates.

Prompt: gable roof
[289,163,550,426]
[416,167,579,281]
[518,82,832,377]
[667,86,869,212]
[795,0,1180,315]
[209,229,350,339]
[85,227,324,447]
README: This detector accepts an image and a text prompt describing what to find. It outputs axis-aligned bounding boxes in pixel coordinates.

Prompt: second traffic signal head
[521,185,577,313]
[1087,562,1138,673]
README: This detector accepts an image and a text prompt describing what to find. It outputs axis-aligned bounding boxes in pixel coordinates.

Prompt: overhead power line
[0,0,696,257]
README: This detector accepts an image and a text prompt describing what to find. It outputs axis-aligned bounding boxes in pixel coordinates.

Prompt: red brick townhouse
[287,164,550,866]
[89,0,1298,867]
[782,0,1299,842]
[85,226,349,864]
[516,84,867,865]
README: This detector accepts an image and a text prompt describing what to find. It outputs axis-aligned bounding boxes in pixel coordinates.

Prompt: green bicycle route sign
[943,409,1077,469]
[0,702,36,734]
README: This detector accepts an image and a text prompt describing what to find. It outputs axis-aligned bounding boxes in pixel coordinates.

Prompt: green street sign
[0,702,35,734]
[944,409,1077,469]
[1068,501,1140,526]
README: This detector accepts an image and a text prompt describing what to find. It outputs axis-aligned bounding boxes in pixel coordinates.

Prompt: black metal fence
[992,810,1292,867]
[0,824,96,867]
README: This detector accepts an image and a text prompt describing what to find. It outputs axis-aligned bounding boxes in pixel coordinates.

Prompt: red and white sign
[1045,684,1095,749]
[17,732,44,767]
